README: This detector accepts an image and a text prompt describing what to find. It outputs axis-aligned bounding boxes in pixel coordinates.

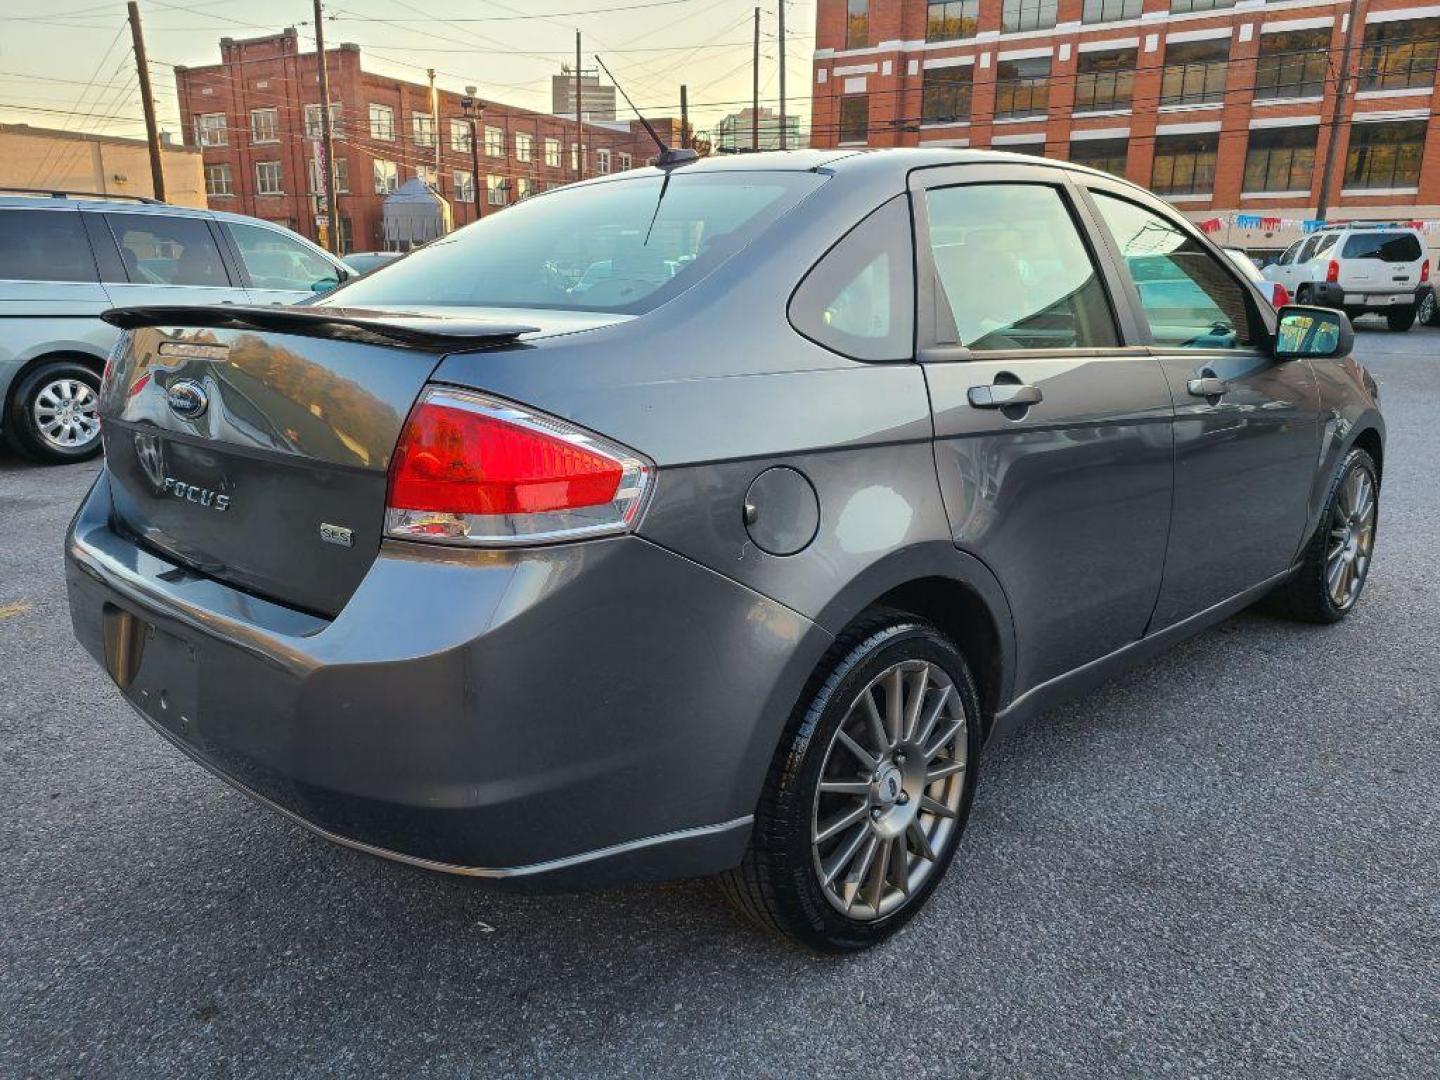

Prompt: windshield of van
[328,171,826,315]
[1340,231,1423,262]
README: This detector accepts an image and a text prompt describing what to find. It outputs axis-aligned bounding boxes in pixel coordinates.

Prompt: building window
[336,216,353,255]
[303,103,342,140]
[195,112,226,147]
[453,169,474,201]
[1002,0,1056,33]
[307,156,349,193]
[1169,0,1234,12]
[1242,126,1317,192]
[544,137,561,167]
[204,163,233,196]
[1160,38,1230,106]
[254,161,283,195]
[416,164,438,191]
[845,0,868,49]
[1150,132,1218,195]
[250,108,278,144]
[485,125,505,157]
[926,0,979,42]
[839,95,869,143]
[994,57,1050,120]
[515,131,533,162]
[517,176,535,200]
[571,142,588,171]
[412,112,435,147]
[1074,47,1136,112]
[1253,29,1331,100]
[596,148,611,173]
[450,119,472,152]
[618,152,632,170]
[1344,119,1427,189]
[369,103,395,141]
[921,66,972,124]
[486,174,507,206]
[1069,137,1128,176]
[1082,0,1140,23]
[1359,19,1440,92]
[373,158,398,194]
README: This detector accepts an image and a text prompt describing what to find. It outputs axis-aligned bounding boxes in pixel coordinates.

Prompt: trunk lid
[97,306,535,616]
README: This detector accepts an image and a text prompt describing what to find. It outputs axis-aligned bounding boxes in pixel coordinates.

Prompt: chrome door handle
[1187,376,1228,398]
[968,383,1043,409]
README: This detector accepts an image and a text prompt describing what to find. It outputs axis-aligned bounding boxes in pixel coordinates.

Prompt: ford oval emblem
[166,379,209,421]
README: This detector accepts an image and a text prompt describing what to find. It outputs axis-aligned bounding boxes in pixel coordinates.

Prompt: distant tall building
[714,107,802,152]
[552,66,617,122]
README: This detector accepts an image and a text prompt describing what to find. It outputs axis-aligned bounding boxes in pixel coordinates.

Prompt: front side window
[926,0,979,42]
[373,159,398,194]
[250,108,278,144]
[1069,137,1129,176]
[0,210,97,283]
[106,214,229,288]
[1091,192,1254,349]
[204,163,233,197]
[255,161,283,195]
[922,66,973,124]
[790,196,914,361]
[1160,38,1230,106]
[485,125,505,157]
[1002,0,1057,32]
[412,112,435,147]
[1360,18,1440,91]
[1243,126,1317,192]
[839,95,869,143]
[845,0,868,49]
[925,183,1117,351]
[994,57,1050,120]
[195,113,226,147]
[1254,29,1331,99]
[1345,120,1427,189]
[1083,0,1140,23]
[1151,132,1218,195]
[328,171,826,316]
[369,103,395,141]
[1074,47,1136,112]
[228,222,340,292]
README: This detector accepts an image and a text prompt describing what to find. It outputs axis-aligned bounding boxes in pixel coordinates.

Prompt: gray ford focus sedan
[66,150,1383,952]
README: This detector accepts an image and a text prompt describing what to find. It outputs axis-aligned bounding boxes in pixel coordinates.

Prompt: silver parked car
[67,151,1384,952]
[0,191,351,462]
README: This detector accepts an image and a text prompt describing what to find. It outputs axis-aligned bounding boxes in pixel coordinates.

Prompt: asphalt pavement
[2,325,1437,1078]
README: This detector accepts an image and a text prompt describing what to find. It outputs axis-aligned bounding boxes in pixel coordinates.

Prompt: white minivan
[1263,222,1428,331]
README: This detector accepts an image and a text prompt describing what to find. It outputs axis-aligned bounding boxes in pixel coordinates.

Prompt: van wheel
[4,360,103,463]
[718,618,981,953]
[1387,305,1416,332]
[1274,448,1378,624]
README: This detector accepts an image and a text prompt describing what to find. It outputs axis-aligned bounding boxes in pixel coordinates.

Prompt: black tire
[718,617,982,953]
[4,359,103,463]
[1418,289,1439,326]
[1387,305,1416,332]
[1273,448,1378,624]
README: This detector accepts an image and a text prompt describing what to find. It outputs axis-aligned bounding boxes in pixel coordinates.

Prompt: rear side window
[1341,231,1423,262]
[105,214,231,288]
[925,183,1118,351]
[789,196,914,361]
[0,209,97,283]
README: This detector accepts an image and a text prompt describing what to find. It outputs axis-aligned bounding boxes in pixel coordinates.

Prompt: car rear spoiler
[100,305,538,351]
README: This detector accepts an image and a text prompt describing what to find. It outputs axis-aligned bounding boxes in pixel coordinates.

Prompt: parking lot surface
[2,326,1437,1078]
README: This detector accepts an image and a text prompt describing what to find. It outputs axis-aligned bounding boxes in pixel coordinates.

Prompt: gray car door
[1078,181,1320,628]
[912,164,1176,697]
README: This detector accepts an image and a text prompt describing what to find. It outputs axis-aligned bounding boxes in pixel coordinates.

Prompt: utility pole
[680,84,689,149]
[127,2,165,201]
[428,68,440,186]
[463,87,482,224]
[1315,0,1363,222]
[312,0,340,251]
[752,7,760,151]
[777,0,787,150]
[575,31,584,181]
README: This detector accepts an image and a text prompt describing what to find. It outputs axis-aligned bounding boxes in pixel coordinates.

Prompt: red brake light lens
[1326,259,1340,283]
[385,387,653,546]
[1422,259,1430,283]
[1272,283,1290,308]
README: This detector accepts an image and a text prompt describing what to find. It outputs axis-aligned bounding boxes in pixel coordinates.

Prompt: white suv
[1263,223,1428,331]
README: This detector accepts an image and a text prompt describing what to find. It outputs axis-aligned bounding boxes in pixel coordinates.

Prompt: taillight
[1272,283,1290,307]
[385,386,653,546]
[1326,259,1340,283]
[1422,259,1430,283]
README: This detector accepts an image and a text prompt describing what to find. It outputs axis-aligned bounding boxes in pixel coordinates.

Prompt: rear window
[1341,231,1423,262]
[0,209,97,283]
[328,171,826,315]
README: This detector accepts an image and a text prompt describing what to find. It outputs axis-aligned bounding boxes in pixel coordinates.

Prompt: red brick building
[811,0,1440,254]
[175,29,676,252]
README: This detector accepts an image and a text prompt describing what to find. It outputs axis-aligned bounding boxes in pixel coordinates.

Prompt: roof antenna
[593,54,698,169]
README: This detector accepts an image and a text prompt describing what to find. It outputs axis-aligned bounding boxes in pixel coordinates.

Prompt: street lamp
[460,87,484,224]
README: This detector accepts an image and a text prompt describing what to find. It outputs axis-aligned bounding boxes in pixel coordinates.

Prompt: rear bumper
[66,471,828,888]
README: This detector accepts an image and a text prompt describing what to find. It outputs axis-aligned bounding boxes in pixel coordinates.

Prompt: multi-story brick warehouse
[810,0,1440,254]
[174,29,676,252]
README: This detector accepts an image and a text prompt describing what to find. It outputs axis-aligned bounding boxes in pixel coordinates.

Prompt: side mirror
[1273,304,1353,361]
[311,275,341,293]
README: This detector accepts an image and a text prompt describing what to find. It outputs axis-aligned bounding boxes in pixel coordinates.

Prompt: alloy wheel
[1420,292,1436,326]
[1326,466,1376,610]
[33,378,100,451]
[810,660,968,921]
